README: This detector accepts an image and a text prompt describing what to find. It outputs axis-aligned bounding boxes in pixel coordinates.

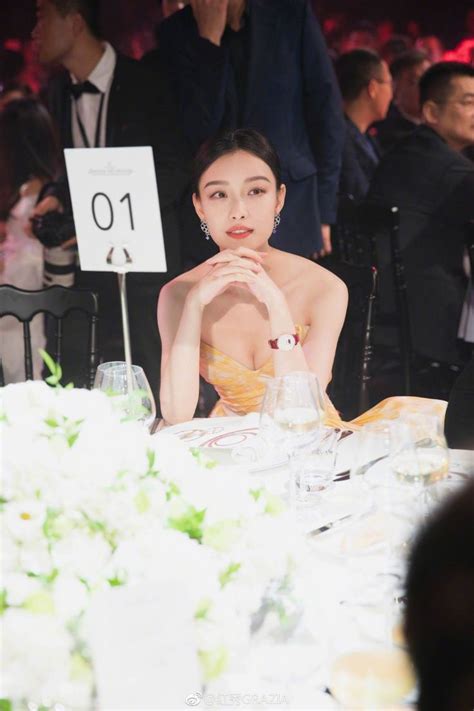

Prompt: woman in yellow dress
[158,129,445,426]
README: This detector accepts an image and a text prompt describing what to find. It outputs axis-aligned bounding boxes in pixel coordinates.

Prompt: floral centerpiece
[0,381,304,709]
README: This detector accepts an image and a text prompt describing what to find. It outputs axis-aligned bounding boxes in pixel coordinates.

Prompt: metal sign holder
[106,245,134,393]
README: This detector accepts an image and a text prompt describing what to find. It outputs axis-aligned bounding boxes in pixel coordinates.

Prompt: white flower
[51,530,113,584]
[1,381,305,699]
[1,608,72,703]
[52,573,89,623]
[4,500,47,543]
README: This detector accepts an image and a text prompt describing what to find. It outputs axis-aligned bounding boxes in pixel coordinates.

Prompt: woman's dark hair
[0,98,59,215]
[192,129,282,194]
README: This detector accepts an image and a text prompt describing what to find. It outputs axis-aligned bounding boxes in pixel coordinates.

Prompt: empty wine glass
[94,361,156,429]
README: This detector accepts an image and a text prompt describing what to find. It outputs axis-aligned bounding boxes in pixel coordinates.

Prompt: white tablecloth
[160,414,474,709]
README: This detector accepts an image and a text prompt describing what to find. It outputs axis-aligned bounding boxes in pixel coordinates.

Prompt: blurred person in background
[340,20,379,53]
[416,35,445,63]
[405,480,474,710]
[336,49,392,200]
[367,61,474,369]
[0,98,66,383]
[374,50,431,153]
[380,34,412,66]
[31,0,189,398]
[0,81,33,112]
[159,0,344,264]
[444,352,474,449]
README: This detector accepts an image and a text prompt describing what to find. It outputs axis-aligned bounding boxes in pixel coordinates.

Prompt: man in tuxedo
[32,0,189,402]
[159,0,344,262]
[367,61,474,366]
[335,49,392,201]
[374,50,431,154]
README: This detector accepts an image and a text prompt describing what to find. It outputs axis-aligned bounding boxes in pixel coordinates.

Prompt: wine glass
[389,413,449,520]
[260,372,325,506]
[94,361,156,429]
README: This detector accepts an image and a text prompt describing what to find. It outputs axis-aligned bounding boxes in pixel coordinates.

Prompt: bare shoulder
[308,260,348,299]
[279,252,348,300]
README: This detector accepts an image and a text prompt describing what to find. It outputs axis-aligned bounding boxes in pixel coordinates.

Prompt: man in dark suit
[159,0,344,261]
[335,49,392,201]
[367,61,474,366]
[32,0,189,402]
[373,50,431,154]
[445,353,474,449]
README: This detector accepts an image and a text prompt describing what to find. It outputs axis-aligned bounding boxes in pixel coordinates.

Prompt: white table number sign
[64,146,167,272]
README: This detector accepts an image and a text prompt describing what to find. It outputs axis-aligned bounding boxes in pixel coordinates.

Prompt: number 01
[91,192,135,231]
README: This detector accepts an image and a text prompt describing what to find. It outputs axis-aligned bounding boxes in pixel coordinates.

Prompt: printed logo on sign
[88,162,134,177]
[185,692,202,706]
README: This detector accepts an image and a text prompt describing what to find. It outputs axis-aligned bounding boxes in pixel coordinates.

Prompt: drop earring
[273,213,281,234]
[200,221,210,240]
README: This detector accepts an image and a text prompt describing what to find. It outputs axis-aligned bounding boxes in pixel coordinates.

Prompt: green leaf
[42,509,62,541]
[166,481,180,501]
[219,561,241,588]
[26,568,59,586]
[190,447,217,469]
[194,597,212,621]
[0,699,13,711]
[39,349,63,387]
[147,449,155,470]
[250,487,263,502]
[67,432,80,448]
[108,574,126,587]
[39,348,56,375]
[198,647,229,682]
[168,505,206,542]
[0,589,8,615]
[44,418,59,428]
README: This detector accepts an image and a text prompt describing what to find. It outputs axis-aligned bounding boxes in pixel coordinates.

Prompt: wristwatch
[268,333,300,351]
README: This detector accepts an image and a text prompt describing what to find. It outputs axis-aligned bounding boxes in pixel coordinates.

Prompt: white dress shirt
[70,42,117,148]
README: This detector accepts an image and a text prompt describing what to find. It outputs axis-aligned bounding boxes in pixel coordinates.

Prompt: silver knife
[308,514,352,537]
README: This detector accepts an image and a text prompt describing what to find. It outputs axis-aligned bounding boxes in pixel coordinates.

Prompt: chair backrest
[324,259,378,419]
[358,201,412,393]
[0,285,99,388]
[466,220,474,279]
[333,194,376,266]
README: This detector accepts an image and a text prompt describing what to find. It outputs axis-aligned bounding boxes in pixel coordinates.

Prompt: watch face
[276,334,296,351]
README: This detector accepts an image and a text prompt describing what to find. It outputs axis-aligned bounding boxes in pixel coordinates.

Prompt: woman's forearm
[160,295,204,424]
[266,293,309,377]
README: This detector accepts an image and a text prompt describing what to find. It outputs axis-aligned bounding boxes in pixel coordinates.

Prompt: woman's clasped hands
[189,246,284,308]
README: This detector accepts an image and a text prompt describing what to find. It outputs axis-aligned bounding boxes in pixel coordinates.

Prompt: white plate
[163,415,288,472]
[164,415,260,449]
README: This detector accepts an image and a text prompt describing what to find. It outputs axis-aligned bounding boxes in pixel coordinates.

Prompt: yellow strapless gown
[199,325,447,428]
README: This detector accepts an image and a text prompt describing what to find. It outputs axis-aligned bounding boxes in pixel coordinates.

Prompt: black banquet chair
[0,285,99,388]
[323,259,378,420]
[333,195,412,395]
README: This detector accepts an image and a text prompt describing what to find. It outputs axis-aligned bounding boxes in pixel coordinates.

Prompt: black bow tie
[70,80,101,100]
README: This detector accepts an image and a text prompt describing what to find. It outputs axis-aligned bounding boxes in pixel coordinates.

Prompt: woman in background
[0,98,61,382]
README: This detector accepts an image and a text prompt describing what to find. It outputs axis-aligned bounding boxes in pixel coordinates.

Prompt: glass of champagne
[389,414,449,519]
[94,361,156,430]
[260,372,325,505]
